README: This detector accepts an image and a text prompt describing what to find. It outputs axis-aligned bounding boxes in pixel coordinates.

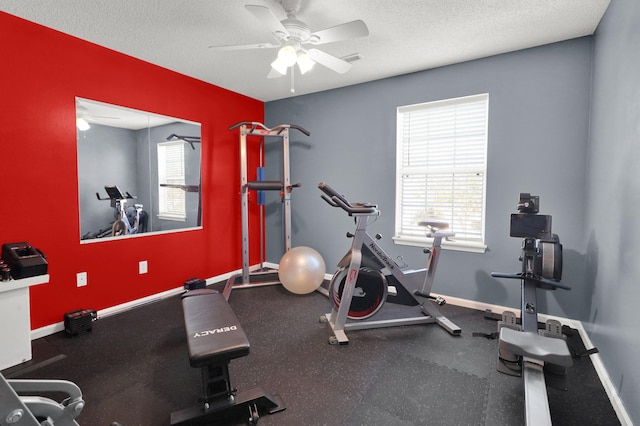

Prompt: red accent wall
[0,12,263,329]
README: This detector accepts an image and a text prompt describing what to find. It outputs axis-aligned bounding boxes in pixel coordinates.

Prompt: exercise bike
[96,185,146,237]
[491,193,574,426]
[318,182,461,345]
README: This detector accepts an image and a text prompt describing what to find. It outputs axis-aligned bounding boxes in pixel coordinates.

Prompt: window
[158,141,186,221]
[395,93,488,252]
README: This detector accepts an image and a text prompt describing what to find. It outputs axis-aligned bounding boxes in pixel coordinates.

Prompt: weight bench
[170,289,285,425]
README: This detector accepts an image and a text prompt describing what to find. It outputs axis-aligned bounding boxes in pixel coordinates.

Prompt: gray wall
[77,124,139,237]
[266,37,593,322]
[586,0,640,422]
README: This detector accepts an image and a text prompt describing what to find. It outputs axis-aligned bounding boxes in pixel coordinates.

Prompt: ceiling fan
[76,99,121,131]
[209,0,369,79]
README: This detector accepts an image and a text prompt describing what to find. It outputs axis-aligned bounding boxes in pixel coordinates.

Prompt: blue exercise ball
[278,246,326,295]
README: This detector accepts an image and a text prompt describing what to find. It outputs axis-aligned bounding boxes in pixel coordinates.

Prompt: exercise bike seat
[418,220,449,231]
[499,327,573,367]
[353,202,378,209]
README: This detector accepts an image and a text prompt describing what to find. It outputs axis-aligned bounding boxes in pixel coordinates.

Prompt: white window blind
[395,93,488,251]
[158,141,186,220]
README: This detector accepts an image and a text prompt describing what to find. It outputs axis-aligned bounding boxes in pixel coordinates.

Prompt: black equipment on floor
[183,277,206,291]
[64,309,97,337]
[170,289,285,425]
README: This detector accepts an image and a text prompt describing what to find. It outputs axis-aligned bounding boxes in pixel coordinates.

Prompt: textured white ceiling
[0,0,610,102]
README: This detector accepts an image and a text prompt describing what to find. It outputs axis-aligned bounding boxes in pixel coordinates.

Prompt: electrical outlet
[77,272,87,287]
[139,260,148,274]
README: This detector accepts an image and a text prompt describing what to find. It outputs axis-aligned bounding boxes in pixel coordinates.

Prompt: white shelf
[0,274,49,370]
[0,274,49,293]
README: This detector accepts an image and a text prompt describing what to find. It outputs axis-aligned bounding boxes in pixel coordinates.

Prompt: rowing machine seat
[499,327,573,367]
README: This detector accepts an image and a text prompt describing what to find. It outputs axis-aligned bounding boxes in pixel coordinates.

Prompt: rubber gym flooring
[4,283,621,425]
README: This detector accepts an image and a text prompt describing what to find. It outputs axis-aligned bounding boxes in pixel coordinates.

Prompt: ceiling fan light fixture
[277,43,298,67]
[271,42,299,75]
[297,50,315,74]
[76,117,91,131]
[271,57,290,75]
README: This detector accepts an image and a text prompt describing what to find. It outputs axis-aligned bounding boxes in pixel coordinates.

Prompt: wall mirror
[76,97,202,243]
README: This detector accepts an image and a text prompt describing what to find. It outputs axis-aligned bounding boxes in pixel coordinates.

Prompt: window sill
[157,215,186,222]
[392,235,487,253]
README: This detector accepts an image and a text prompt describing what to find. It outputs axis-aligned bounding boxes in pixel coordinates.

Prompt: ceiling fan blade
[309,20,369,45]
[308,49,352,74]
[91,115,121,120]
[245,5,289,41]
[209,42,279,51]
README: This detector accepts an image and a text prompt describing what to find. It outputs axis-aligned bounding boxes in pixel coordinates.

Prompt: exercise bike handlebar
[96,185,136,202]
[318,182,379,215]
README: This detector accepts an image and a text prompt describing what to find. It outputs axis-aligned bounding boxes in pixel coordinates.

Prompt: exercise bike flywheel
[329,267,388,320]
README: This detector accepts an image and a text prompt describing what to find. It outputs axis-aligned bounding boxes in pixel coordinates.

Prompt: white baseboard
[29,271,631,425]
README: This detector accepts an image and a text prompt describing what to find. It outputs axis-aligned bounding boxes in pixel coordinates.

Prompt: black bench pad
[182,290,250,368]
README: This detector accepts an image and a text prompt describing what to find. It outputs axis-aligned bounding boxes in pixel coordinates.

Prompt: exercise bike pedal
[433,295,446,306]
[413,291,446,305]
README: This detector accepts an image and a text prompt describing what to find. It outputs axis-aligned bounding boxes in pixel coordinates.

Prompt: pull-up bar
[229,121,310,136]
[223,121,310,299]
